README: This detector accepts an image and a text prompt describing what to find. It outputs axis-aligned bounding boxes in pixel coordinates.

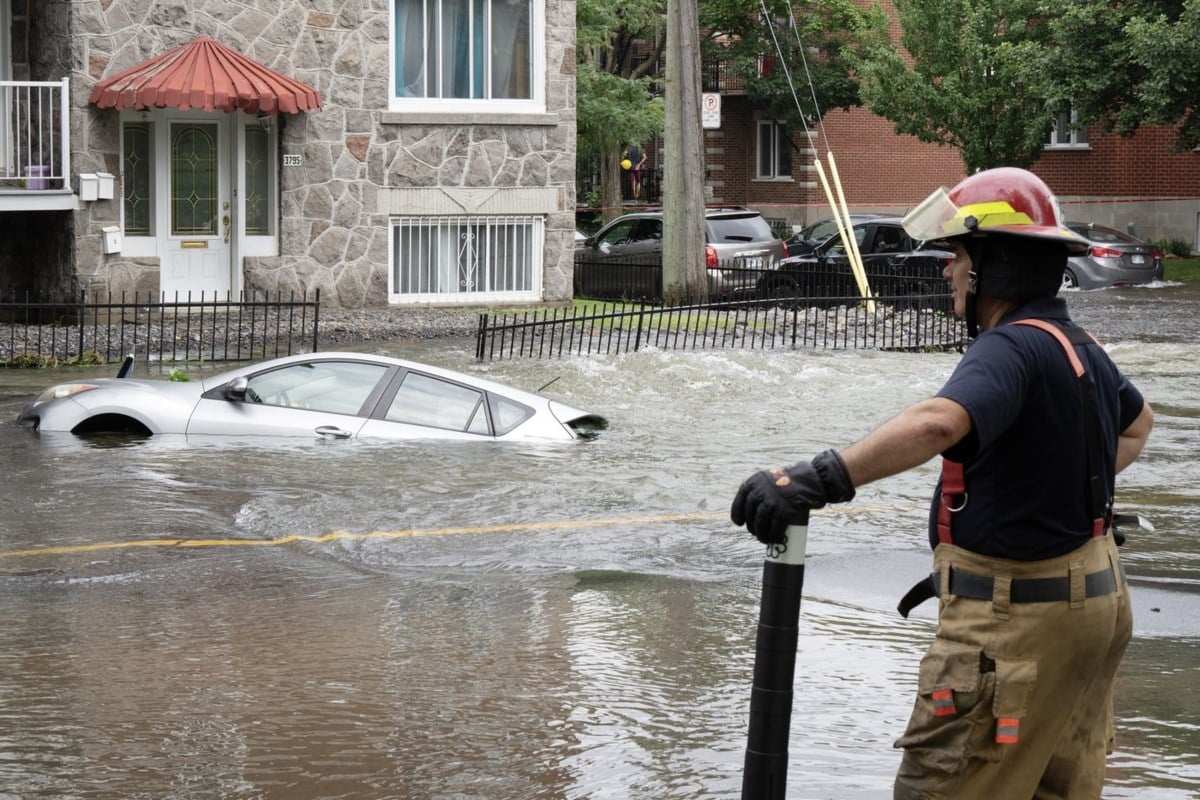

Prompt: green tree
[1029,0,1200,151]
[699,0,870,140]
[577,0,666,221]
[851,0,1058,172]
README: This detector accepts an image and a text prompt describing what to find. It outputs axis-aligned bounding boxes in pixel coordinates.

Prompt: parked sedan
[784,213,884,257]
[575,207,785,300]
[758,218,953,303]
[1063,223,1164,289]
[18,353,606,442]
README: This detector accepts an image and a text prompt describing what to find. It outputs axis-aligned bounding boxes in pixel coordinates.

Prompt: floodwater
[1,286,1197,799]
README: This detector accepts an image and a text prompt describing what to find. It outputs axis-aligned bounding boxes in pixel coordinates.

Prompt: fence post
[77,288,85,359]
[311,288,321,353]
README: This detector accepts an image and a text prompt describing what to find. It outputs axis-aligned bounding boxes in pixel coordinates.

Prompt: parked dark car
[575,207,785,300]
[758,217,953,305]
[1063,223,1164,290]
[784,213,884,257]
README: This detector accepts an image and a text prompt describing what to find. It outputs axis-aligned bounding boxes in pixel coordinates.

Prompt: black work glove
[730,449,856,545]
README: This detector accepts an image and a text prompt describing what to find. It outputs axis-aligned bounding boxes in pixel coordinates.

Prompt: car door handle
[315,425,353,440]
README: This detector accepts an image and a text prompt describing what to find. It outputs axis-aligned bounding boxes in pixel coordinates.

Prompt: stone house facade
[1,0,577,308]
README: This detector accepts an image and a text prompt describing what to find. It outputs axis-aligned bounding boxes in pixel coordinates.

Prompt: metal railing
[476,298,967,360]
[574,252,953,310]
[1,79,71,191]
[1,290,321,367]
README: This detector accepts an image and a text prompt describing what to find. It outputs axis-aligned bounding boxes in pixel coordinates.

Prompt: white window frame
[0,2,11,173]
[755,119,792,180]
[389,215,544,305]
[1046,109,1089,149]
[388,0,545,115]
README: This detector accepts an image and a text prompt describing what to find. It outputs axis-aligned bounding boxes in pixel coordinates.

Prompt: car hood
[23,378,205,434]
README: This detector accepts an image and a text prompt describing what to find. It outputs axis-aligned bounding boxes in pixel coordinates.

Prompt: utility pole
[661,0,707,305]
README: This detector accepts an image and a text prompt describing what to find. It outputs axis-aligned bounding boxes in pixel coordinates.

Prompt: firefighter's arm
[840,397,972,488]
[1116,401,1153,474]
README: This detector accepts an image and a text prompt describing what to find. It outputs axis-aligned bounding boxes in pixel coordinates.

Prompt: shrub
[1155,238,1192,258]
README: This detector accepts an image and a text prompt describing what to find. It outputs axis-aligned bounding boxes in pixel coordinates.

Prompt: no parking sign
[702,93,721,129]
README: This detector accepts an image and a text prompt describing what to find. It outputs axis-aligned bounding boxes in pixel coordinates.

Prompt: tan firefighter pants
[894,534,1132,800]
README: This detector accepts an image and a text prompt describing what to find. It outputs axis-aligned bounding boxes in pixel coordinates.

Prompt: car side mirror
[224,376,249,401]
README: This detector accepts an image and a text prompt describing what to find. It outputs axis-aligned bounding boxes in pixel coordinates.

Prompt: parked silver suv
[578,207,785,298]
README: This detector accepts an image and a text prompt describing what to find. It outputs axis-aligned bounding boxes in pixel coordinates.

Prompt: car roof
[601,206,763,222]
[202,351,551,404]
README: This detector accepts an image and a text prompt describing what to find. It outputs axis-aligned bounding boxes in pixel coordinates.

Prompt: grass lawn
[1164,258,1200,284]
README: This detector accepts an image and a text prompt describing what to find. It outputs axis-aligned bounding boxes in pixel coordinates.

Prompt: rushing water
[0,286,1197,799]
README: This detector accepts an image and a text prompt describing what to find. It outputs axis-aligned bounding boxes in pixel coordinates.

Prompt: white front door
[160,119,233,296]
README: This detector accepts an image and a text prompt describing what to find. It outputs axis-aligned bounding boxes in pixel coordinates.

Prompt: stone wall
[69,0,576,307]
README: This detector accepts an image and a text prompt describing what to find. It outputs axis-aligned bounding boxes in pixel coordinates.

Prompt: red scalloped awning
[88,36,321,115]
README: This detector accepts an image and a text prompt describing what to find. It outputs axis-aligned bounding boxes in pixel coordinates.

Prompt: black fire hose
[741,513,809,800]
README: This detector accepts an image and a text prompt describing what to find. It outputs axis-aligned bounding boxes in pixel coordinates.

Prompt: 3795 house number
[282,154,302,167]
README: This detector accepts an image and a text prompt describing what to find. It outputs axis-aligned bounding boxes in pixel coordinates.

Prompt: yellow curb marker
[0,505,916,560]
[0,512,725,559]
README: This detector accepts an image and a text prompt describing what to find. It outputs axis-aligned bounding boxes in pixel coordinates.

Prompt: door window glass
[245,361,388,414]
[597,220,638,247]
[244,125,273,235]
[386,371,487,433]
[171,123,218,236]
[631,219,662,244]
[122,122,154,236]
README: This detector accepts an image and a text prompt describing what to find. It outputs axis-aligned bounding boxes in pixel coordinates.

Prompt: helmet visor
[902,187,960,242]
[903,187,1041,242]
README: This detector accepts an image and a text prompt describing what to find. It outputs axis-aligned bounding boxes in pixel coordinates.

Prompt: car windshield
[707,215,775,243]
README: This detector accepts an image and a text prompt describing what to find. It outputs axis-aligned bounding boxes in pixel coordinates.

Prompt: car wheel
[1061,269,1079,290]
[757,278,800,306]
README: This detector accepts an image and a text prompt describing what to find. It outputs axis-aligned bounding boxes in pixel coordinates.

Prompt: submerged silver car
[1064,223,1165,290]
[18,352,606,442]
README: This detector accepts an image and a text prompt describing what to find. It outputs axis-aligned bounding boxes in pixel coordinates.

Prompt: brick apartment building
[622,20,1200,250]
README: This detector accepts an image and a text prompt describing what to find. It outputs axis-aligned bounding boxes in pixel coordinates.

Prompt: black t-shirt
[928,297,1145,560]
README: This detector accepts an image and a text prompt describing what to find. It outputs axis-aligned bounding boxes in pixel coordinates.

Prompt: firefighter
[730,167,1154,798]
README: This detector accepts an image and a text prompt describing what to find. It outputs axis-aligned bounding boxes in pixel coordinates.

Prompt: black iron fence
[476,298,967,360]
[1,290,320,367]
[573,252,951,311]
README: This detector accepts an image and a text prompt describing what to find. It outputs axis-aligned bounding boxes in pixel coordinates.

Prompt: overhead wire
[757,0,874,308]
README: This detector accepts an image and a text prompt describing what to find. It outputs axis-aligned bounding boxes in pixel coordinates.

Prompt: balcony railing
[1,78,71,193]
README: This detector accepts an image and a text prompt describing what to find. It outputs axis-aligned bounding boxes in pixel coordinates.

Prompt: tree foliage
[1028,0,1200,151]
[576,0,874,217]
[577,0,667,218]
[698,0,872,139]
[851,0,1058,172]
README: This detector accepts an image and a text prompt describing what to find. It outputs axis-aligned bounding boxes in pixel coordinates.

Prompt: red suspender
[938,319,1105,545]
[1011,319,1088,377]
[937,459,965,544]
